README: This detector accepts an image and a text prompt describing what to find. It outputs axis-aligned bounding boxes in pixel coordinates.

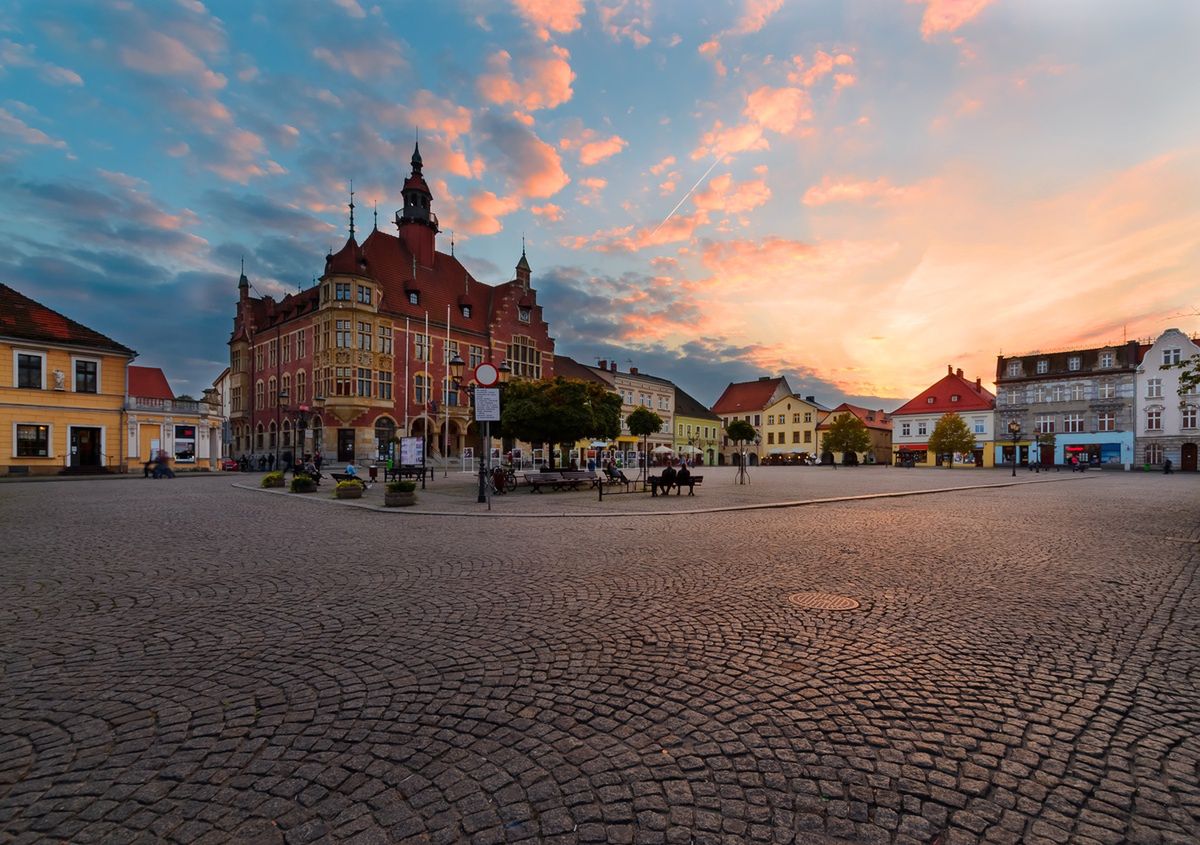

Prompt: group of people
[237,452,323,473]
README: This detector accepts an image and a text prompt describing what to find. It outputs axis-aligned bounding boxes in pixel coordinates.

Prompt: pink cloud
[511,0,585,40]
[312,42,407,80]
[692,173,771,214]
[802,176,924,206]
[477,46,575,112]
[561,127,628,166]
[477,113,570,199]
[730,0,786,35]
[697,39,727,77]
[0,39,83,86]
[120,32,226,89]
[909,0,995,39]
[744,85,811,133]
[531,203,563,221]
[577,176,607,205]
[649,155,676,176]
[598,0,652,47]
[406,90,473,141]
[0,106,67,150]
[691,119,768,159]
[788,50,855,88]
[454,190,522,236]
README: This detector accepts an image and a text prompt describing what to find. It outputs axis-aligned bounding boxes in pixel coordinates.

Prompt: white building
[1135,328,1200,471]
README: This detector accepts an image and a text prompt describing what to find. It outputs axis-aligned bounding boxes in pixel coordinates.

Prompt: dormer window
[1099,351,1114,368]
[1036,360,1048,374]
[951,394,960,402]
[461,305,472,318]
[408,291,419,305]
[1006,361,1020,377]
[518,306,531,322]
[927,397,934,404]
[1067,355,1081,371]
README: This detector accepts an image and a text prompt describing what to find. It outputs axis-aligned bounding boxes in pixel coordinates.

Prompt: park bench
[329,472,366,486]
[528,470,597,493]
[385,465,433,482]
[648,474,704,496]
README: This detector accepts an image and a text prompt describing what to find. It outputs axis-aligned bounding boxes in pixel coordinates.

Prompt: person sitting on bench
[654,462,677,495]
[675,462,690,492]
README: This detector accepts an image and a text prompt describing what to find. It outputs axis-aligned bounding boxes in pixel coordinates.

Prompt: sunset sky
[1,0,1197,407]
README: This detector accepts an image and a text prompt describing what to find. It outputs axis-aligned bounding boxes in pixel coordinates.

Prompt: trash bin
[368,465,378,482]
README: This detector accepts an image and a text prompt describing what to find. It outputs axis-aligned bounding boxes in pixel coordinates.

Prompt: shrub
[387,480,416,493]
[335,479,364,490]
[290,476,317,493]
[261,471,286,488]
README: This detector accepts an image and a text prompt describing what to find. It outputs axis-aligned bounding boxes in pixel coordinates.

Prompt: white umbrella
[677,445,700,454]
[652,445,674,454]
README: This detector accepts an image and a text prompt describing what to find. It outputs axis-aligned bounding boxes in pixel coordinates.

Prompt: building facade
[1135,328,1200,470]
[995,341,1140,469]
[816,403,893,465]
[1,284,137,476]
[761,394,824,464]
[892,366,995,467]
[712,376,794,465]
[673,386,722,466]
[124,366,222,472]
[228,146,555,466]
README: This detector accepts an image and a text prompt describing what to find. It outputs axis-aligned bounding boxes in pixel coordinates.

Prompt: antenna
[348,180,355,239]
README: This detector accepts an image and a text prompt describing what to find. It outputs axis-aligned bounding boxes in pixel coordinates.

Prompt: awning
[894,444,927,451]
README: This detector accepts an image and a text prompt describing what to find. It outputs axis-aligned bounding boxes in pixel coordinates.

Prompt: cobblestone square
[1,470,1197,844]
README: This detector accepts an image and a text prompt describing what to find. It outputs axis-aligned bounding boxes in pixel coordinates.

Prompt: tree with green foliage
[500,377,622,467]
[725,419,757,482]
[626,406,664,474]
[928,412,977,469]
[820,414,871,464]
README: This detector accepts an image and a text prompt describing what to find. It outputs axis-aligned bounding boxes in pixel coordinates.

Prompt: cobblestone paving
[1,472,1197,844]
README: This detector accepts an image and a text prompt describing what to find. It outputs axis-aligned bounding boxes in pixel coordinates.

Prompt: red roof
[818,402,893,432]
[0,283,135,355]
[325,235,372,277]
[128,365,174,400]
[892,369,995,415]
[712,377,788,415]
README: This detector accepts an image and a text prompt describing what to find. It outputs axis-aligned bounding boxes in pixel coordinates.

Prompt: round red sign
[474,363,499,386]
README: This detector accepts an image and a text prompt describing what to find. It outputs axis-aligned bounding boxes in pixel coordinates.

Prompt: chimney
[597,360,607,371]
[956,368,963,378]
[947,364,953,374]
[975,377,982,391]
[610,361,616,372]
[630,366,638,375]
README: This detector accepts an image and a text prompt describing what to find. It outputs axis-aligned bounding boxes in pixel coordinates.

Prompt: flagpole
[403,316,410,434]
[425,310,430,464]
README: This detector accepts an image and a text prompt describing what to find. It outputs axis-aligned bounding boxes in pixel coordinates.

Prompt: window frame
[71,356,101,394]
[14,349,46,389]
[13,422,52,458]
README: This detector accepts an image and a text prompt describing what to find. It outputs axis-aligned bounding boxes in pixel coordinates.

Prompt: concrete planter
[384,491,415,507]
[335,484,363,500]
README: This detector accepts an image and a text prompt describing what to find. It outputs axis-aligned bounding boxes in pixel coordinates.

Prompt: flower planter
[291,481,317,494]
[335,486,363,499]
[384,491,415,507]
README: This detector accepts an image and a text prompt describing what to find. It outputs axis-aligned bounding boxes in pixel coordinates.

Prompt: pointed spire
[238,255,249,288]
[411,134,423,175]
[348,180,356,239]
[372,201,378,232]
[449,230,454,256]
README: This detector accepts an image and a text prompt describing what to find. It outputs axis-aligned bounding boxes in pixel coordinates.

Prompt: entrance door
[71,427,102,467]
[1183,443,1198,472]
[337,428,355,462]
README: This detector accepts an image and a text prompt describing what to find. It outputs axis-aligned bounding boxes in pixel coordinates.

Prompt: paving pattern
[0,471,1198,844]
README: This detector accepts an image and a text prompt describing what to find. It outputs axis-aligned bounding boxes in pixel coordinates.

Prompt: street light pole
[276,387,288,469]
[1008,420,1022,478]
[449,355,511,505]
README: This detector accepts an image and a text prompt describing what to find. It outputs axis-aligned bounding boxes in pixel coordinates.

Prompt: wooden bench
[386,465,432,482]
[649,474,704,496]
[329,472,365,486]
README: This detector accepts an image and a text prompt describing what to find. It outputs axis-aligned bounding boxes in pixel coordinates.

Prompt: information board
[475,388,501,421]
[399,436,424,466]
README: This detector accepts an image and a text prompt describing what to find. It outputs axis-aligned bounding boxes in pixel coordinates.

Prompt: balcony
[128,397,202,414]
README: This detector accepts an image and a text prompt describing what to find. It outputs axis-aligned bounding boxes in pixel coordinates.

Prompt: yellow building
[673,386,722,466]
[761,394,824,464]
[1,284,136,476]
[124,366,223,473]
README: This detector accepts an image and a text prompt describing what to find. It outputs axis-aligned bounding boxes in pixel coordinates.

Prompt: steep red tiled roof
[325,235,373,277]
[892,370,995,415]
[128,365,174,400]
[712,377,785,415]
[0,283,135,355]
[554,355,614,387]
[818,402,893,431]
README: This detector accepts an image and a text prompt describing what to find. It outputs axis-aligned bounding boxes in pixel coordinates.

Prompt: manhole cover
[788,592,860,611]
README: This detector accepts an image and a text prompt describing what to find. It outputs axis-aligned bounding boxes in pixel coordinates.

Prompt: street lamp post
[1008,419,1022,477]
[449,355,511,504]
[292,392,324,471]
[276,387,288,470]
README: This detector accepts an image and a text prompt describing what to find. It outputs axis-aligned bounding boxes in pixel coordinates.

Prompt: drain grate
[788,591,860,611]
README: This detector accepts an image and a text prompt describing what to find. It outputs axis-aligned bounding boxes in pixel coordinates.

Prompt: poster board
[399,436,424,466]
[474,388,501,421]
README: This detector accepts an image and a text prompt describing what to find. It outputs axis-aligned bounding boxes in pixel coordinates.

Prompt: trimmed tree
[726,419,757,482]
[500,377,622,468]
[928,412,977,469]
[821,414,871,465]
[626,406,664,475]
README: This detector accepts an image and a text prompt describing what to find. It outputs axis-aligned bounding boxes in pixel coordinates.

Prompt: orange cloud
[691,120,768,159]
[744,86,811,133]
[697,39,727,77]
[598,0,652,47]
[561,128,628,166]
[477,46,575,111]
[909,0,995,39]
[692,173,771,214]
[511,0,585,40]
[730,0,787,35]
[650,155,676,176]
[788,50,855,88]
[453,190,522,236]
[407,90,472,141]
[120,31,227,89]
[802,176,925,206]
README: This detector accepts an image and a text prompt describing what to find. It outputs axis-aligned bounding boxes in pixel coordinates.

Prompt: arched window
[282,373,291,403]
[268,376,277,408]
[282,419,292,448]
[255,380,264,410]
[375,417,396,459]
[268,421,277,449]
[414,373,427,405]
[256,423,265,449]
[443,377,459,406]
[296,370,307,403]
